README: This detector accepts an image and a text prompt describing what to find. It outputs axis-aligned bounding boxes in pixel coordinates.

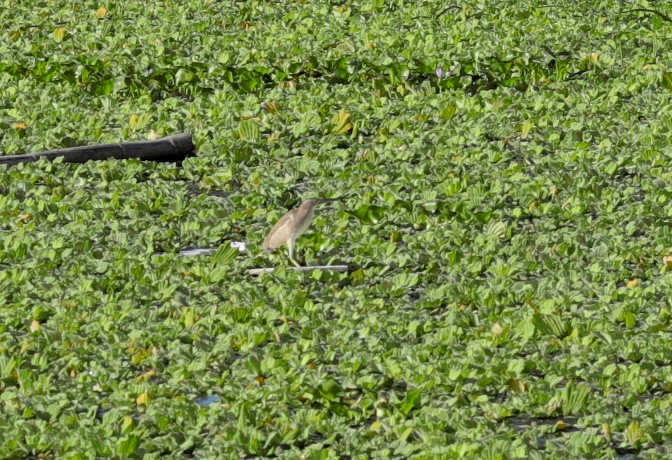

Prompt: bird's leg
[287,239,301,267]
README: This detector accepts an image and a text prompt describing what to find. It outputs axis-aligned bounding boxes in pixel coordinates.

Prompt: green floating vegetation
[2,0,672,458]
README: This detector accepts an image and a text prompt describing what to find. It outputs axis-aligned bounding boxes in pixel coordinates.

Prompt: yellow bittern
[262,198,339,266]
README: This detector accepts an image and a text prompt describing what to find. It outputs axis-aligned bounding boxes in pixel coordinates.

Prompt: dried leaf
[508,379,527,393]
[262,102,280,114]
[663,255,672,271]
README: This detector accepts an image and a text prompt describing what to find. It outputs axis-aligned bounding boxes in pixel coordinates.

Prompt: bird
[262,198,339,266]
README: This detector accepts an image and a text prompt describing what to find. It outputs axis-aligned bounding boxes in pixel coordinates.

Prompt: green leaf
[117,435,140,456]
[474,211,493,223]
[238,119,260,141]
[231,307,252,322]
[562,381,591,415]
[398,389,421,416]
[485,220,507,238]
[520,120,532,139]
[624,311,636,329]
[625,421,644,446]
[352,204,386,224]
[175,68,195,85]
[320,378,341,400]
[183,308,196,328]
[440,102,457,120]
[661,72,672,92]
[532,314,570,339]
[212,244,238,266]
[516,316,536,340]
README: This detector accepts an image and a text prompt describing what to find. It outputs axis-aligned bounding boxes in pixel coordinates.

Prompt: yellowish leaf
[134,369,156,382]
[53,28,66,42]
[30,320,41,332]
[554,420,570,431]
[625,421,643,445]
[627,278,638,288]
[336,40,355,52]
[601,423,612,441]
[491,322,504,336]
[550,185,559,197]
[13,122,28,130]
[663,255,672,271]
[136,392,149,406]
[129,114,139,128]
[334,122,352,135]
[332,110,352,134]
[96,7,107,18]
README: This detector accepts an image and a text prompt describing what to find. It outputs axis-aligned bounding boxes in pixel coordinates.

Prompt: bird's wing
[262,212,292,249]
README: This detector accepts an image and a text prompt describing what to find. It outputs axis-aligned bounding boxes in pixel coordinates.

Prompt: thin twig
[620,7,672,22]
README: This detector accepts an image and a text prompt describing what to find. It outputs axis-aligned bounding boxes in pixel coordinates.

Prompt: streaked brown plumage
[262,198,338,266]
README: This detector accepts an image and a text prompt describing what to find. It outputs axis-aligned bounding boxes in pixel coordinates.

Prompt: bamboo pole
[0,133,194,166]
[179,244,347,276]
[247,265,349,276]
